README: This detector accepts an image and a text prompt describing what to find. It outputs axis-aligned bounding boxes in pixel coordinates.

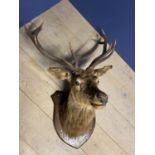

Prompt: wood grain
[20,0,134,154]
[20,138,39,155]
[20,48,127,155]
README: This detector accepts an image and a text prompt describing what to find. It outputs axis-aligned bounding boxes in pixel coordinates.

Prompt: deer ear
[48,67,71,80]
[94,65,113,77]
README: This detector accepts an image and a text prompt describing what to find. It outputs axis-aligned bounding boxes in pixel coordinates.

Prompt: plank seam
[20,88,128,154]
[20,48,134,153]
[20,136,40,155]
[96,123,128,155]
[20,46,134,126]
[20,88,52,121]
[110,101,134,128]
[20,89,88,154]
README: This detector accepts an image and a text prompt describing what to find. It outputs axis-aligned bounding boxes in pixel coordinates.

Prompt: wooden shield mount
[51,91,96,148]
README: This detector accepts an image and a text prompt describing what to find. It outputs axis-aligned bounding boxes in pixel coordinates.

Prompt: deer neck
[60,86,95,137]
[65,87,95,119]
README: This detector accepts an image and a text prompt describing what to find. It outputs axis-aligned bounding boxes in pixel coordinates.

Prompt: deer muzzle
[88,86,108,107]
[96,90,108,106]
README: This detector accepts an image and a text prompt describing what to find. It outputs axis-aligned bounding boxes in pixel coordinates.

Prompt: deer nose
[97,92,108,106]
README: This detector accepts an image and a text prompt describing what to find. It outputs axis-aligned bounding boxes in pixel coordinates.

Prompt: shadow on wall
[19,0,135,70]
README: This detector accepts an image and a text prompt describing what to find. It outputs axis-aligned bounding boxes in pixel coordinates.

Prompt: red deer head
[25,23,116,148]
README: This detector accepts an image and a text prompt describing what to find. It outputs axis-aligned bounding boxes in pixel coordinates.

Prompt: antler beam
[25,23,76,71]
[86,32,116,70]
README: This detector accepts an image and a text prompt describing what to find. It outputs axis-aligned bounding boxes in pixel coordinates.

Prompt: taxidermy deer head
[25,23,116,148]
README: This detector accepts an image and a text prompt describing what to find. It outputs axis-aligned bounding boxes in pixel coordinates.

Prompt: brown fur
[61,88,95,137]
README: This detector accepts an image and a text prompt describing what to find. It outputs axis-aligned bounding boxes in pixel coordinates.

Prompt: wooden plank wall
[19,0,135,154]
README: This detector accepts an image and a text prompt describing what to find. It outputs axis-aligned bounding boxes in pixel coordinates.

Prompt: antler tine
[69,42,78,68]
[86,31,116,70]
[97,29,107,54]
[25,23,76,71]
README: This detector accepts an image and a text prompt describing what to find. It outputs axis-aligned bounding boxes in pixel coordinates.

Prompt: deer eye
[75,78,82,85]
[75,80,81,85]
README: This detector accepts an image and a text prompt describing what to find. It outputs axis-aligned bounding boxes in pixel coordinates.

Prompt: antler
[25,23,76,71]
[86,30,116,70]
[25,23,115,71]
[69,42,79,68]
